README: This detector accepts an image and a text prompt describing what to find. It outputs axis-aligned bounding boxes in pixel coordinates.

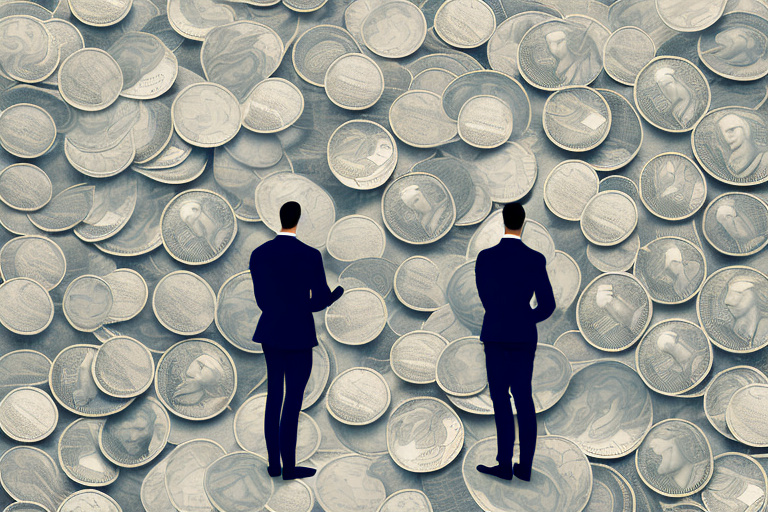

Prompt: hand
[331,286,344,303]
[595,284,614,308]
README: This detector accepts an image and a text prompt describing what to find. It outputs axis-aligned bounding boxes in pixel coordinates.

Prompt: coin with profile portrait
[99,396,170,468]
[327,120,397,190]
[698,12,768,81]
[639,153,707,221]
[634,236,707,305]
[702,192,768,257]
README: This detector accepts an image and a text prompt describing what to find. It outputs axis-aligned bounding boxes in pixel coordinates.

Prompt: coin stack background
[0,0,767,510]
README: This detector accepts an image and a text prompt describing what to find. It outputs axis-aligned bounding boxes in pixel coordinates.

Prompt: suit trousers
[262,345,313,470]
[483,342,538,470]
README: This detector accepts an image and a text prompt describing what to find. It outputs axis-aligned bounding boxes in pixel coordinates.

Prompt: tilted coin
[326,367,390,425]
[99,396,170,468]
[547,250,581,311]
[171,82,241,148]
[457,95,514,149]
[338,257,397,299]
[576,272,652,351]
[447,387,496,416]
[68,0,132,27]
[554,329,637,372]
[203,451,274,512]
[390,330,449,385]
[316,455,386,511]
[580,190,638,246]
[102,268,148,324]
[531,344,572,413]
[634,56,710,133]
[587,233,640,273]
[42,19,84,85]
[0,350,51,399]
[64,134,135,179]
[0,103,56,159]
[74,172,139,242]
[27,182,94,232]
[705,366,768,440]
[63,97,139,153]
[603,26,656,86]
[164,439,226,512]
[394,256,446,312]
[58,489,121,512]
[58,48,123,111]
[92,336,154,398]
[487,11,558,81]
[362,1,426,58]
[381,172,456,244]
[62,274,113,332]
[639,152,707,221]
[699,12,768,82]
[132,100,174,164]
[283,0,327,12]
[325,288,387,345]
[0,164,52,212]
[422,304,472,343]
[408,156,475,220]
[409,67,456,95]
[543,86,612,152]
[377,489,433,512]
[656,0,726,32]
[325,53,384,110]
[726,383,768,446]
[327,120,397,190]
[0,15,58,83]
[634,236,707,304]
[326,215,386,262]
[697,266,768,353]
[387,397,464,473]
[106,32,177,100]
[223,130,282,169]
[0,277,53,335]
[433,0,496,49]
[635,418,713,497]
[702,452,768,512]
[2,502,49,512]
[703,192,768,256]
[241,77,304,133]
[291,24,361,87]
[582,88,644,172]
[585,463,636,512]
[436,336,486,396]
[600,174,640,200]
[141,456,173,512]
[389,90,458,148]
[0,446,75,512]
[155,338,237,420]
[152,270,216,335]
[456,168,493,227]
[58,418,119,487]
[215,271,262,354]
[0,235,65,291]
[463,435,592,512]
[407,51,483,76]
[166,0,235,41]
[470,141,537,203]
[543,160,599,221]
[133,144,208,184]
[0,386,57,442]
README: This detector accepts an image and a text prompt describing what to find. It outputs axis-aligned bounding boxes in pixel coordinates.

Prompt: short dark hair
[280,201,301,229]
[502,202,525,230]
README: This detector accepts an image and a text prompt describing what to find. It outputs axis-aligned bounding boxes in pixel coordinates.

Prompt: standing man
[474,202,556,481]
[249,201,344,480]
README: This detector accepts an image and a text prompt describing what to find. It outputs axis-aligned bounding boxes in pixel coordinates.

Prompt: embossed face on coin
[703,192,768,256]
[382,172,456,244]
[634,237,706,304]
[640,153,707,221]
[698,12,768,81]
[100,397,169,467]
[327,120,396,190]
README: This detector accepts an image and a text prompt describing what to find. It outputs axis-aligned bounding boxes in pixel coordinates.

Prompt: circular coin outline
[656,0,726,33]
[375,489,433,512]
[580,190,638,246]
[457,94,514,149]
[633,236,708,305]
[58,48,124,112]
[57,418,119,487]
[726,383,768,447]
[639,152,708,221]
[97,396,170,468]
[202,450,275,512]
[589,89,645,172]
[393,255,445,312]
[0,104,57,159]
[324,52,385,110]
[57,488,122,512]
[361,1,427,59]
[0,163,53,212]
[703,365,768,440]
[326,214,387,262]
[702,192,768,256]
[388,90,459,148]
[0,349,51,388]
[0,446,63,507]
[214,270,263,354]
[170,82,242,148]
[697,11,768,81]
[0,277,54,335]
[542,86,612,152]
[325,366,391,426]
[435,336,487,397]
[590,462,637,512]
[389,330,449,385]
[62,274,113,333]
[603,26,656,86]
[543,159,599,221]
[0,15,60,84]
[241,77,305,134]
[433,0,497,49]
[0,386,58,443]
[152,270,217,336]
[291,24,362,87]
[91,336,155,398]
[68,0,133,27]
[325,287,387,345]
[702,452,768,512]
[102,268,149,324]
[327,119,397,190]
[283,0,329,13]
[0,234,66,291]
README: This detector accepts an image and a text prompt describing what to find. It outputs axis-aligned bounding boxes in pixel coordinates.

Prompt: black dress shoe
[282,466,316,480]
[476,463,513,480]
[513,463,531,481]
[267,464,281,477]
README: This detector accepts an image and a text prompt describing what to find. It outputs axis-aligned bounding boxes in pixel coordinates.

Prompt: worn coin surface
[394,256,446,312]
[0,445,75,512]
[326,367,390,425]
[0,103,56,159]
[326,215,386,262]
[531,344,572,413]
[698,12,768,81]
[164,438,226,512]
[92,336,154,398]
[108,33,177,100]
[436,336,486,396]
[381,172,456,244]
[58,48,123,111]
[102,269,148,324]
[0,235,65,291]
[656,0,726,32]
[361,0,426,58]
[587,233,641,274]
[634,236,707,304]
[580,191,638,246]
[166,0,235,41]
[58,489,121,512]
[0,350,50,400]
[446,260,483,332]
[581,89,644,171]
[291,24,360,87]
[701,452,767,512]
[434,0,496,49]
[0,164,52,212]
[171,82,241,148]
[639,152,707,221]
[99,396,170,468]
[58,418,119,487]
[390,330,448,385]
[203,451,274,512]
[543,86,612,152]
[0,277,53,335]
[457,95,514,149]
[0,386,57,443]
[726,383,768,447]
[26,183,94,233]
[62,274,113,333]
[705,366,768,441]
[0,15,58,83]
[339,257,397,299]
[377,489,433,512]
[325,52,384,110]
[215,271,262,354]
[543,160,599,221]
[547,250,582,311]
[315,454,386,512]
[241,78,304,133]
[325,287,387,345]
[327,120,397,190]
[585,463,635,512]
[68,0,133,27]
[604,26,656,86]
[389,90,458,148]
[487,11,558,81]
[152,270,216,335]
[703,192,768,256]
[471,141,538,203]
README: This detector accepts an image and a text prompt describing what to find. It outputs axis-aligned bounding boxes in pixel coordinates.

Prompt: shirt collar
[502,234,521,239]
[277,232,297,237]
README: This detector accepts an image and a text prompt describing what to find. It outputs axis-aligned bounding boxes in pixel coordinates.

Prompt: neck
[505,229,522,237]
[280,227,297,234]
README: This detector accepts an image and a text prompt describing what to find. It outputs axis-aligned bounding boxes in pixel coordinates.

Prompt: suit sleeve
[249,251,270,312]
[531,253,556,323]
[474,251,492,309]
[308,249,334,313]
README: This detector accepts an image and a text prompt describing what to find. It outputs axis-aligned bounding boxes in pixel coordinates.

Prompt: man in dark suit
[249,201,344,480]
[474,202,556,481]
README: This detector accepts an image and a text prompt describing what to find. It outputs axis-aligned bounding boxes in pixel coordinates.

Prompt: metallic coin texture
[58,48,123,111]
[68,0,132,27]
[92,336,154,398]
[292,24,361,87]
[171,83,241,148]
[108,32,177,100]
[203,451,274,512]
[62,274,113,333]
[390,330,448,385]
[587,233,641,273]
[102,268,147,324]
[704,366,768,441]
[487,12,558,81]
[531,344,572,413]
[377,489,433,512]
[604,26,656,86]
[315,454,386,511]
[0,164,51,212]
[701,452,767,512]
[639,152,707,221]
[434,0,496,49]
[436,337,486,396]
[153,270,216,335]
[166,0,235,41]
[325,287,387,345]
[58,418,119,487]
[543,86,611,152]
[547,250,581,310]
[0,15,58,83]
[362,1,426,58]
[242,77,303,133]
[99,396,170,468]
[327,120,397,190]
[726,384,768,447]
[394,256,446,312]
[585,463,635,512]
[58,489,121,512]
[0,445,74,512]
[326,367,390,425]
[703,192,768,256]
[580,191,638,246]
[0,386,57,442]
[325,53,384,110]
[698,12,768,81]
[389,90,458,148]
[0,235,65,291]
[634,236,707,304]
[656,0,726,32]
[164,439,226,512]
[215,270,263,354]
[0,103,56,159]
[381,172,456,244]
[583,89,644,171]
[0,350,50,399]
[543,160,599,221]
[326,215,386,262]
[457,95,514,149]
[0,277,53,335]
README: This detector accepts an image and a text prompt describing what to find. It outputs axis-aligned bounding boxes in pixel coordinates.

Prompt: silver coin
[241,77,304,133]
[463,435,592,512]
[531,344,572,413]
[362,1,426,58]
[41,18,83,86]
[470,141,537,203]
[164,439,226,512]
[326,367,390,426]
[634,56,710,133]
[433,0,496,49]
[656,0,726,32]
[446,387,496,416]
[201,20,283,102]
[543,159,599,221]
[599,174,639,201]
[203,451,274,512]
[435,336,486,396]
[699,12,768,82]
[582,89,644,172]
[303,341,330,410]
[133,100,174,164]
[92,336,154,398]
[377,489,432,512]
[133,144,208,184]
[0,15,58,83]
[68,0,132,27]
[0,277,53,335]
[456,168,492,227]
[166,0,235,41]
[457,95,514,149]
[102,268,147,324]
[327,120,397,190]
[726,383,768,446]
[635,319,712,396]
[99,396,169,468]
[316,454,386,511]
[553,329,637,372]
[0,349,51,399]
[223,130,282,169]
[152,270,216,335]
[264,479,313,512]
[283,0,327,12]
[255,172,336,249]
[697,266,768,353]
[57,418,119,487]
[0,446,75,512]
[2,503,49,512]
[64,134,135,179]
[394,256,446,312]
[466,209,556,263]
[106,32,177,100]
[705,366,768,440]
[387,397,463,473]
[543,86,612,152]
[389,90,458,148]
[292,24,360,87]
[702,452,768,512]
[0,103,56,159]
[703,192,768,256]
[381,172,456,244]
[585,463,635,512]
[587,233,641,273]
[0,234,65,291]
[635,418,713,497]
[326,215,386,261]
[547,250,582,311]
[576,272,652,351]
[407,156,474,220]
[233,393,321,461]
[171,82,241,148]
[141,456,174,512]
[580,190,638,246]
[639,152,707,221]
[74,172,138,242]
[407,51,483,76]
[422,304,474,342]
[62,274,113,333]
[487,11,558,81]
[0,386,57,442]
[63,97,139,152]
[58,48,123,111]
[338,257,397,299]
[134,131,192,170]
[49,344,134,417]
[409,67,456,95]
[390,330,449,385]
[325,53,384,110]
[634,236,706,304]
[215,271,262,354]
[58,489,121,512]
[0,163,51,212]
[325,287,387,345]
[603,26,656,86]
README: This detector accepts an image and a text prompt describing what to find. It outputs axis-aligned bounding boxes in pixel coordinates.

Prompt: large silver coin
[634,56,710,133]
[171,82,241,148]
[0,386,57,442]
[0,277,53,335]
[587,233,641,273]
[155,338,236,421]
[108,32,178,100]
[639,152,707,221]
[327,120,397,190]
[408,156,475,220]
[68,0,132,27]
[635,418,713,497]
[102,268,148,324]
[697,266,768,353]
[326,367,390,426]
[487,11,558,81]
[58,48,123,111]
[548,250,582,310]
[586,464,635,512]
[326,215,386,261]
[463,435,592,512]
[0,15,58,83]
[471,141,537,203]
[702,192,768,256]
[634,236,706,304]
[433,0,496,49]
[99,396,170,468]
[726,383,768,447]
[325,53,384,110]
[215,270,262,354]
[543,160,599,221]
[255,172,336,249]
[234,393,321,462]
[445,260,483,332]
[315,455,386,511]
[0,446,74,512]
[0,234,65,291]
[58,490,121,511]
[140,456,173,512]
[389,90,458,148]
[166,0,235,41]
[241,77,304,133]
[160,189,237,265]
[153,270,216,335]
[291,24,361,87]
[656,0,726,32]
[698,12,768,81]
[603,26,656,86]
[381,172,456,244]
[576,272,652,351]
[457,95,514,149]
[58,418,119,487]
[387,397,463,473]
[62,274,113,333]
[390,330,448,385]
[0,350,50,399]
[325,287,387,345]
[554,329,637,372]
[164,439,226,512]
[583,89,644,171]
[339,257,397,299]
[436,336,486,396]
[702,452,768,512]
[41,18,83,87]
[635,319,712,396]
[543,86,611,152]
[0,163,52,212]
[394,256,446,312]
[302,342,330,410]
[49,345,134,417]
[362,0,426,58]
[92,336,154,398]
[0,103,56,159]
[377,489,433,512]
[531,344,572,413]
[704,366,768,441]
[580,190,638,246]
[203,451,274,512]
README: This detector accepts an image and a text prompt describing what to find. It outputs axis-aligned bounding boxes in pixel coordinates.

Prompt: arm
[249,252,271,313]
[474,251,492,309]
[308,250,335,312]
[531,254,556,323]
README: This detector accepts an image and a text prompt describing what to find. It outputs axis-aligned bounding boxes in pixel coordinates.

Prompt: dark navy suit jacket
[249,234,335,349]
[475,236,556,345]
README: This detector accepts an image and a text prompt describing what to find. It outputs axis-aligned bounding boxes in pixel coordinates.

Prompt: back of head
[280,201,301,229]
[502,202,525,230]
